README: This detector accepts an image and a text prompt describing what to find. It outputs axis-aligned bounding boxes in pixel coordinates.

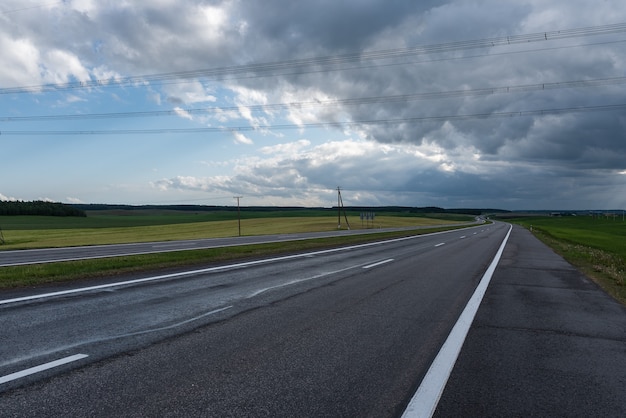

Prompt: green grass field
[510,216,625,304]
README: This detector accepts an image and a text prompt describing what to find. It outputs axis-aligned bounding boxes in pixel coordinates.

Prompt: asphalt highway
[1,223,624,417]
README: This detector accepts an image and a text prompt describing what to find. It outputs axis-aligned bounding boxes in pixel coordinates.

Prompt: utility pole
[337,187,341,229]
[234,196,242,236]
[336,186,350,230]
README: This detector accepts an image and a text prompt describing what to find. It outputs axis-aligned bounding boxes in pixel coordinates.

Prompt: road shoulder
[435,224,626,416]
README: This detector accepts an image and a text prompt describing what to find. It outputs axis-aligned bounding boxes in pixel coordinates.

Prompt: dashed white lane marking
[363,259,394,269]
[402,224,512,418]
[434,243,445,247]
[0,354,88,385]
[1,305,233,385]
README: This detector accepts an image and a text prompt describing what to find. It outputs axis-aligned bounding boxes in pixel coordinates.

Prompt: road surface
[1,223,624,417]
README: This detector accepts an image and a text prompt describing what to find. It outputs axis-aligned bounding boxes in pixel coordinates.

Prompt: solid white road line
[0,354,88,385]
[402,224,512,418]
[363,259,394,269]
[1,227,481,306]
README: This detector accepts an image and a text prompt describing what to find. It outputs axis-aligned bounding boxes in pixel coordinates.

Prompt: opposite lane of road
[0,223,474,267]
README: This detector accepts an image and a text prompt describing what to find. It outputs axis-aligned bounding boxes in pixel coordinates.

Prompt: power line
[2,22,625,95]
[195,38,626,84]
[0,1,64,15]
[3,76,625,123]
[2,103,625,136]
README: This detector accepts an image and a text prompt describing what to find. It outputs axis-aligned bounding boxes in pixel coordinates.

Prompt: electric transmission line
[1,22,625,95]
[2,103,625,136]
[2,76,625,123]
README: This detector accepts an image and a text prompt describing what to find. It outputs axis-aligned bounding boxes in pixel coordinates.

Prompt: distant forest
[74,204,508,216]
[0,201,509,217]
[0,201,86,217]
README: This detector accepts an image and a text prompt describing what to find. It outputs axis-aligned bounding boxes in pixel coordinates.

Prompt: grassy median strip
[510,216,625,305]
[0,226,468,290]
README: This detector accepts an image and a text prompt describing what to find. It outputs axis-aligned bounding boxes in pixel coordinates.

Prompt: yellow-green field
[0,214,465,250]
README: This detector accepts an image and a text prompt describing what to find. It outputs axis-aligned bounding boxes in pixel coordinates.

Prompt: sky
[1,0,625,210]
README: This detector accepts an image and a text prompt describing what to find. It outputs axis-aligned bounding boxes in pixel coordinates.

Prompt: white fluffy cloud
[151,137,510,206]
[0,35,40,87]
[232,131,253,145]
[2,0,625,209]
[0,193,17,202]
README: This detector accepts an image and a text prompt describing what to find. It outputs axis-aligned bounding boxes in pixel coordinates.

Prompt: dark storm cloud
[238,1,445,53]
[2,0,625,208]
[234,0,626,168]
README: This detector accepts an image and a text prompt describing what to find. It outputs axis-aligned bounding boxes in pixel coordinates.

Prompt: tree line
[0,200,86,217]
